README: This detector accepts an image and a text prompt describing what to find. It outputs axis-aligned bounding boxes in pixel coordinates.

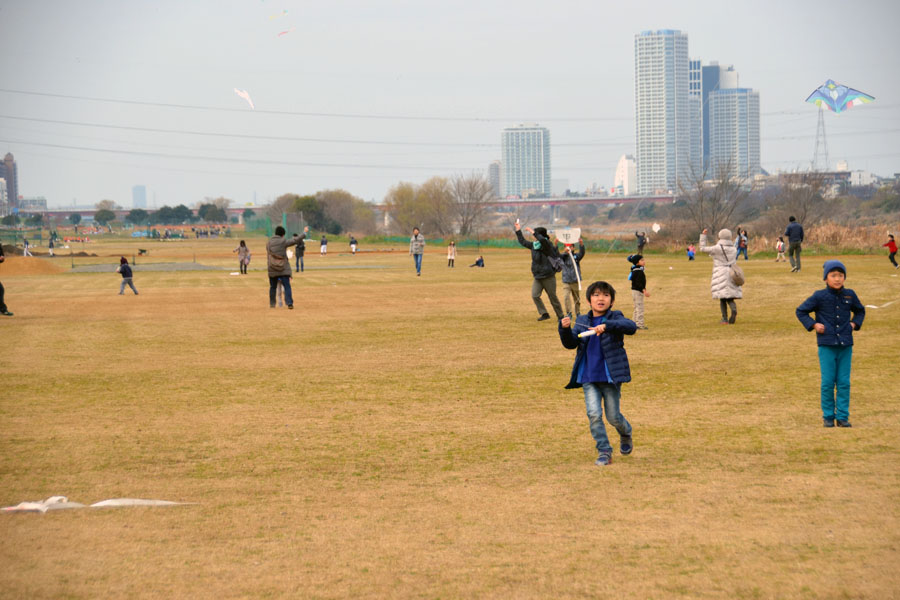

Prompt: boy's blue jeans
[413,253,423,274]
[818,345,852,421]
[583,382,631,455]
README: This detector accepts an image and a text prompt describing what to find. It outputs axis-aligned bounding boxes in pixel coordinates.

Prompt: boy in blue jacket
[559,281,637,466]
[796,260,865,427]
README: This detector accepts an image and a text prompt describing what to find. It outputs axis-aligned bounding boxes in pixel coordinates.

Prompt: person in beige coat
[699,228,742,324]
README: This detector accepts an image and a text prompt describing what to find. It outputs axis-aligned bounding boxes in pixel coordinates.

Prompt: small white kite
[233,88,255,110]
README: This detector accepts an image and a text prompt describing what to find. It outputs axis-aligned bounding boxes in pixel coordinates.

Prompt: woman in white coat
[699,228,742,324]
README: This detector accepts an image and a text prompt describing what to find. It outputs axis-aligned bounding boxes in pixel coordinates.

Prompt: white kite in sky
[233,88,255,110]
[652,223,661,233]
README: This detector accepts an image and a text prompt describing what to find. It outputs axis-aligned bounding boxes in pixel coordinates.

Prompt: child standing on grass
[560,239,585,316]
[775,237,786,262]
[628,254,649,330]
[558,281,637,466]
[884,234,898,269]
[117,257,138,295]
[687,243,695,260]
[796,260,865,428]
[447,241,456,268]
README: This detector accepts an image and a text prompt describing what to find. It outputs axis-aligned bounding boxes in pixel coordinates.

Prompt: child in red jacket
[884,234,898,269]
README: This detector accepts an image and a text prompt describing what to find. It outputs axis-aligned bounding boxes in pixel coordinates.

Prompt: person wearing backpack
[267,226,307,309]
[515,222,564,322]
[698,228,742,325]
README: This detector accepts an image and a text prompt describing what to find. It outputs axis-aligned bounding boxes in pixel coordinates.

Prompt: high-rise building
[0,153,18,212]
[132,185,147,209]
[708,88,760,179]
[0,179,7,216]
[689,59,703,178]
[614,155,637,196]
[488,160,502,198]
[501,124,551,198]
[701,62,738,170]
[634,30,691,195]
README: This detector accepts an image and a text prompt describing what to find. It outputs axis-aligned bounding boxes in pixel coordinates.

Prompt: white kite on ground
[864,299,897,309]
[3,496,193,513]
[233,88,255,110]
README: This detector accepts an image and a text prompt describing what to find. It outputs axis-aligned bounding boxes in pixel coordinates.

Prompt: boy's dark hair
[274,226,286,236]
[788,216,796,222]
[585,280,616,304]
[533,226,548,238]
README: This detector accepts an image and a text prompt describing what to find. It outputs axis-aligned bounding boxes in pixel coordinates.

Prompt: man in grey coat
[267,226,307,309]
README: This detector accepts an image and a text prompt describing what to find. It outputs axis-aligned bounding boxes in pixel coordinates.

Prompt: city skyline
[0,0,898,208]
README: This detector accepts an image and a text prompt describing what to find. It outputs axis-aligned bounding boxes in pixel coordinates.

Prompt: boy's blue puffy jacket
[558,310,637,388]
[795,286,865,346]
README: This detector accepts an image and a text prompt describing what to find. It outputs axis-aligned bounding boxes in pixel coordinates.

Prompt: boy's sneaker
[836,420,852,428]
[620,436,633,455]
[537,313,550,321]
[594,453,612,466]
[823,418,835,428]
[1,310,13,316]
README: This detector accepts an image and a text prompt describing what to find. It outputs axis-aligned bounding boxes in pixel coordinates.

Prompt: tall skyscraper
[0,153,18,212]
[689,59,703,178]
[614,155,637,196]
[708,88,760,179]
[132,185,147,209]
[488,160,502,198]
[701,62,738,170]
[634,30,691,195]
[501,124,551,198]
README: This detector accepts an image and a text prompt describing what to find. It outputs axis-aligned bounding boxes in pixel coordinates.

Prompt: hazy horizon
[1,0,898,209]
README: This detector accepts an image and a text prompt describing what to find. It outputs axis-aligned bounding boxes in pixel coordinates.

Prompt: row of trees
[384,173,493,236]
[267,189,375,235]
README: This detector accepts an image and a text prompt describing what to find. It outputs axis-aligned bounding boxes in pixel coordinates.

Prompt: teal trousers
[817,345,852,421]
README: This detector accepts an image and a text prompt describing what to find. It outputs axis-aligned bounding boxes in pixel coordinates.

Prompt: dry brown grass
[1,237,899,598]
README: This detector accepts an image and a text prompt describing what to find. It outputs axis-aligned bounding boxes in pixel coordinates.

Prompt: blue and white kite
[806,80,874,114]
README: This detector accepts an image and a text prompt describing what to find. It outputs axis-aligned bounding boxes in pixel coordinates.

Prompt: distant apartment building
[501,124,551,197]
[488,160,502,198]
[689,59,703,177]
[132,185,147,209]
[634,30,691,194]
[19,196,48,211]
[708,88,760,179]
[701,62,738,170]
[614,155,637,195]
[0,152,18,212]
[0,179,7,215]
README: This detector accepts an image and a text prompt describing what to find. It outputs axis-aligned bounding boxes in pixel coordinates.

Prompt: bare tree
[450,173,493,236]
[267,194,300,220]
[677,159,750,236]
[384,182,420,233]
[418,176,454,236]
[95,199,120,211]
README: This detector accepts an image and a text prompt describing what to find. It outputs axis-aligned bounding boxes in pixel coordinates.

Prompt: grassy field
[1,236,899,599]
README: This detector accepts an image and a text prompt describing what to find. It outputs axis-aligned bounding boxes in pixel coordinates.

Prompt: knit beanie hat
[627,254,643,265]
[120,257,128,264]
[823,259,846,280]
[717,229,732,242]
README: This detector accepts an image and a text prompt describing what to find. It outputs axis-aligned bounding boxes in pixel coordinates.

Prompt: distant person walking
[515,221,564,322]
[319,235,327,256]
[698,228,742,324]
[117,257,138,295]
[447,241,456,268]
[48,238,55,257]
[0,243,13,316]
[409,227,425,276]
[22,237,32,257]
[234,240,250,274]
[349,235,358,255]
[785,216,804,272]
[775,237,786,262]
[687,243,696,261]
[267,226,307,309]
[295,235,305,272]
[884,234,898,269]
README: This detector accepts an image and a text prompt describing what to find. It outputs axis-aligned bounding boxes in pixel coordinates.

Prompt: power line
[0,88,633,123]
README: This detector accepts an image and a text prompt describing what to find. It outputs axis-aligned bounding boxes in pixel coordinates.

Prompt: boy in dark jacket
[796,260,865,427]
[559,281,637,466]
[0,243,12,316]
[117,257,138,295]
[628,254,649,329]
[515,222,564,321]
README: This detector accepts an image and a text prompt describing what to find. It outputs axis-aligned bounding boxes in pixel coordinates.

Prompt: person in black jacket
[628,254,649,329]
[117,257,138,295]
[0,243,12,316]
[785,216,804,272]
[515,222,564,321]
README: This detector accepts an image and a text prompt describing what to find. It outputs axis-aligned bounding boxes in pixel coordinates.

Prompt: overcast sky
[1,0,898,209]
